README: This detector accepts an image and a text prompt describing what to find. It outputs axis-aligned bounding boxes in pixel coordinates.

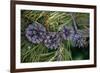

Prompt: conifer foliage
[21,10,89,62]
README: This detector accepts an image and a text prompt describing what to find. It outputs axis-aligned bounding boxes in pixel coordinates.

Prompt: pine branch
[70,13,78,33]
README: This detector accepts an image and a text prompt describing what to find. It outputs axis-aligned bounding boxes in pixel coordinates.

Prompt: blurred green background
[21,10,89,63]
